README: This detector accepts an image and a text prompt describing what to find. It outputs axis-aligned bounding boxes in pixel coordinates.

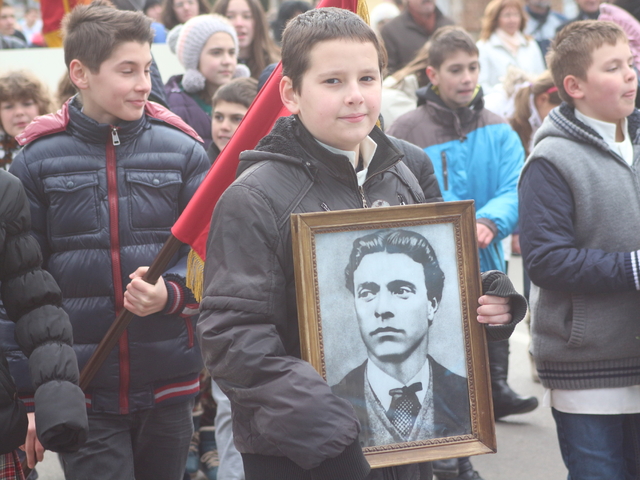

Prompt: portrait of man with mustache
[331,229,471,447]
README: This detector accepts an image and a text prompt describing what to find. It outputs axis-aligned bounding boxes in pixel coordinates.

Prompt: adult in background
[0,4,26,44]
[380,0,453,74]
[213,0,280,79]
[524,0,566,55]
[566,0,600,23]
[161,0,209,31]
[477,0,545,93]
[18,7,42,45]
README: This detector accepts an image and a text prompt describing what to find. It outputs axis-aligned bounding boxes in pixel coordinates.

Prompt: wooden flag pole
[79,234,183,390]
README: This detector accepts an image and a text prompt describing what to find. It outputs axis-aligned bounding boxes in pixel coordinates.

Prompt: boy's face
[199,32,237,90]
[280,39,382,154]
[570,41,637,124]
[0,98,40,138]
[211,100,248,150]
[427,51,480,110]
[72,41,152,125]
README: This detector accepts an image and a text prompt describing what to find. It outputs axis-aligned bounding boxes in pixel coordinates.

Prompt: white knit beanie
[168,14,240,93]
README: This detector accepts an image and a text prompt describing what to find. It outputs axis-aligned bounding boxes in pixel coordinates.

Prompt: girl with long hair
[213,0,280,79]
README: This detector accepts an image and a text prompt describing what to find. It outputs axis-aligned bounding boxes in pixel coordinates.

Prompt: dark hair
[212,77,258,109]
[161,0,210,30]
[614,0,640,20]
[271,1,310,44]
[62,0,153,73]
[281,8,387,93]
[345,229,445,305]
[547,20,627,105]
[212,0,280,79]
[427,25,479,70]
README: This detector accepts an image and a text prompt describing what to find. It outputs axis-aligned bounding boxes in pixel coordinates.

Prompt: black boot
[432,458,459,479]
[488,339,538,419]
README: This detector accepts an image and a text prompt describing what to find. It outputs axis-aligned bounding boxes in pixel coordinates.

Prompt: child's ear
[426,66,438,86]
[69,59,90,91]
[280,75,301,115]
[563,75,585,101]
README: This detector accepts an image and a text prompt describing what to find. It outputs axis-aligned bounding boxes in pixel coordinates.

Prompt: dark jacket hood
[414,84,485,140]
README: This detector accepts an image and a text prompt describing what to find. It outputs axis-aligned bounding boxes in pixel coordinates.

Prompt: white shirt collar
[574,109,634,165]
[316,136,378,186]
[366,358,430,412]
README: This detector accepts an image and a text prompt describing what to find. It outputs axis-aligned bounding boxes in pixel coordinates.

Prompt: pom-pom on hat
[168,14,239,93]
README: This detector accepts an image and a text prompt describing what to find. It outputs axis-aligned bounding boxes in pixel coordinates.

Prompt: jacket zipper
[441,151,449,190]
[358,185,369,208]
[107,126,129,414]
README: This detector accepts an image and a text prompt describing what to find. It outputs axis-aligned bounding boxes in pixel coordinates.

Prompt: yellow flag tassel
[187,249,205,303]
[356,0,369,25]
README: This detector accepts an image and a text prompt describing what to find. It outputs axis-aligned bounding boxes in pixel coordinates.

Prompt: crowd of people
[1,0,640,479]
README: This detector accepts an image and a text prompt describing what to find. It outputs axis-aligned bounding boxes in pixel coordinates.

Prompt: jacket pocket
[42,173,100,237]
[125,170,182,230]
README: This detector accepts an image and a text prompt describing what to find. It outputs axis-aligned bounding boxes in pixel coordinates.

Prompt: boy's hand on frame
[20,412,45,469]
[124,267,168,317]
[477,295,511,325]
[476,223,495,249]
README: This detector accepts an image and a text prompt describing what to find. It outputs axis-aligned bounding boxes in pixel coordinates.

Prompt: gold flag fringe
[187,249,205,303]
[356,0,369,25]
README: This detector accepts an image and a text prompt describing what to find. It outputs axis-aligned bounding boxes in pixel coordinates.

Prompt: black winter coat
[10,98,210,415]
[0,169,87,454]
[198,116,526,480]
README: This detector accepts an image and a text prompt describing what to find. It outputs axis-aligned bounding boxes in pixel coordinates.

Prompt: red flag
[41,0,91,47]
[171,0,368,260]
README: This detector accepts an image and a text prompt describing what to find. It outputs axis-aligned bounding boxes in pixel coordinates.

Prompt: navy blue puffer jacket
[10,98,210,415]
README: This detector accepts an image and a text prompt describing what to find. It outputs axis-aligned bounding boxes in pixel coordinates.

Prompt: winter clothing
[0,168,88,454]
[519,103,640,390]
[381,74,420,131]
[10,97,210,415]
[331,357,471,447]
[387,86,524,273]
[476,32,545,93]
[380,8,453,74]
[599,3,640,70]
[198,115,426,480]
[197,114,526,480]
[524,5,566,55]
[0,132,19,170]
[0,35,25,49]
[167,14,239,94]
[166,74,215,150]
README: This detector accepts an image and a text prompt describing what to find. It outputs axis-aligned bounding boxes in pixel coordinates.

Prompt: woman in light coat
[476,0,545,93]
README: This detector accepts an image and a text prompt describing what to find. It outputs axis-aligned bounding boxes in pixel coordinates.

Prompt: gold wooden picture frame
[291,201,495,469]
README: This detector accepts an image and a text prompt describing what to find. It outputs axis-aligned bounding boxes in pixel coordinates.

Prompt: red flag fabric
[171,0,366,259]
[41,0,91,47]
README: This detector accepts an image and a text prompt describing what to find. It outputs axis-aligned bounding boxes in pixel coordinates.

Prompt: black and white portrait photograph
[314,224,471,448]
[291,202,495,467]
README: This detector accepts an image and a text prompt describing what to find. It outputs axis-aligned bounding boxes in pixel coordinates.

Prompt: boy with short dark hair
[208,77,258,162]
[10,2,210,478]
[519,20,640,478]
[197,9,526,480]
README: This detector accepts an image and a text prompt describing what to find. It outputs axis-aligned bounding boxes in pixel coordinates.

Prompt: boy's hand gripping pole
[78,235,184,390]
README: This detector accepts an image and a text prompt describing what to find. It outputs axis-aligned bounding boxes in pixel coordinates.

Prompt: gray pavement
[34,255,568,480]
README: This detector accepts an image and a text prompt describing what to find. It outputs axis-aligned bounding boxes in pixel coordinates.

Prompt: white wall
[0,44,185,98]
